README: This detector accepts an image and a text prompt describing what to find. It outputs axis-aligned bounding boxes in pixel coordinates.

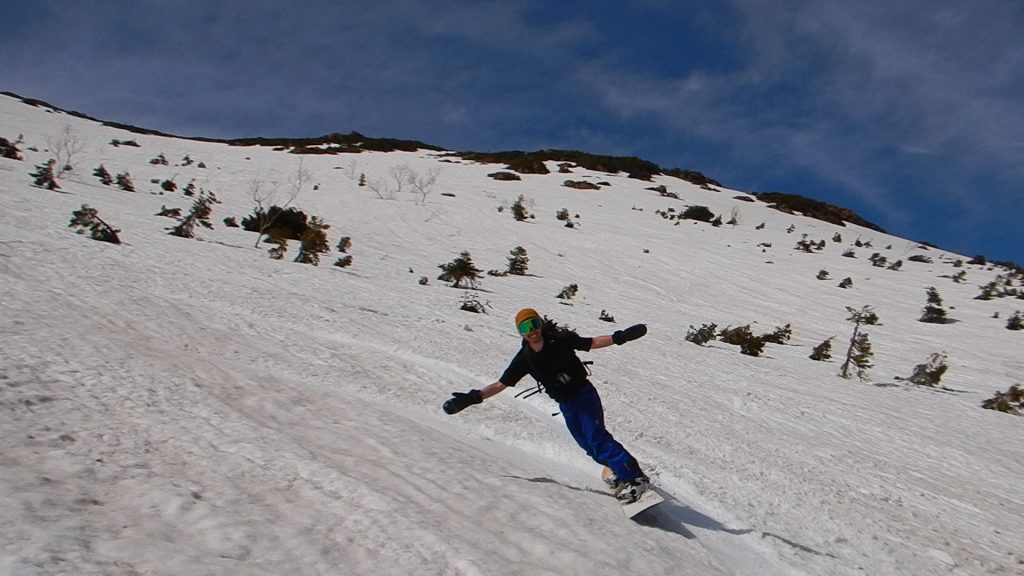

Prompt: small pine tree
[556,283,579,300]
[840,306,875,380]
[1007,311,1024,331]
[115,172,135,192]
[336,236,352,253]
[93,164,113,185]
[810,337,833,361]
[919,286,950,324]
[507,246,529,275]
[763,324,792,344]
[685,323,718,346]
[438,251,483,288]
[334,255,353,268]
[511,195,532,221]
[169,192,215,238]
[294,216,331,265]
[976,281,1000,301]
[31,159,59,190]
[68,204,121,244]
[838,277,853,289]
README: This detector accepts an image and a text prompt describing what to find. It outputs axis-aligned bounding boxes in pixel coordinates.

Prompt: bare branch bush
[46,125,85,177]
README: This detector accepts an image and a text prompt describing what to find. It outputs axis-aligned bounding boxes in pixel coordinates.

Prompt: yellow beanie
[514,308,541,326]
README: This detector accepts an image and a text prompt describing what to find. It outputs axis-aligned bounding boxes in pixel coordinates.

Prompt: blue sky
[3,1,1022,264]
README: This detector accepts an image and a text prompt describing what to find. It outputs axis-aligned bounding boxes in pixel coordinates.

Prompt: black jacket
[499,330,593,402]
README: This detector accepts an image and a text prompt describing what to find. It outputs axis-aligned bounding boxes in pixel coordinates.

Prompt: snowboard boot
[615,475,650,504]
[601,466,624,494]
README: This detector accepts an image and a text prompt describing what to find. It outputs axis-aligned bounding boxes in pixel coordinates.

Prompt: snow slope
[1,94,1022,576]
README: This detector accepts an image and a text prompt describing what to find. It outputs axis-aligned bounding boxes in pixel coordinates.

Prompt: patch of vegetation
[30,159,59,190]
[840,306,876,380]
[507,246,529,275]
[294,216,330,265]
[810,337,834,361]
[0,136,23,159]
[69,205,121,244]
[438,251,483,288]
[897,352,949,387]
[556,283,579,300]
[981,385,1024,415]
[681,205,715,223]
[168,192,217,238]
[756,192,885,232]
[920,287,952,324]
[685,323,718,346]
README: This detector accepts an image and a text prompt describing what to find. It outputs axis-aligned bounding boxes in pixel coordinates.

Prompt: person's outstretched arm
[442,381,508,414]
[590,323,647,350]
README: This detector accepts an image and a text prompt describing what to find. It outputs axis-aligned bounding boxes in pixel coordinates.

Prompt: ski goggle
[517,317,543,334]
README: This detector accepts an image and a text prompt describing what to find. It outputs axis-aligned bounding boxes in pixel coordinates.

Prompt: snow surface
[1,94,1022,576]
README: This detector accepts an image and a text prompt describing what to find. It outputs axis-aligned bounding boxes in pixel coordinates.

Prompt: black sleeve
[498,348,531,387]
[569,333,594,352]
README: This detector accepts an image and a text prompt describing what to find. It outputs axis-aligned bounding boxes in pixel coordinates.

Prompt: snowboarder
[442,308,651,503]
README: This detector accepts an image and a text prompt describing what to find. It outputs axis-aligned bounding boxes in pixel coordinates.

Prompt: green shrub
[810,337,833,361]
[293,216,331,265]
[1007,311,1024,331]
[68,205,120,244]
[511,195,533,221]
[685,323,718,346]
[438,251,483,288]
[115,172,135,192]
[0,136,23,159]
[920,287,951,324]
[763,324,792,345]
[242,205,309,240]
[506,246,529,275]
[556,283,579,300]
[681,205,715,222]
[30,159,59,190]
[168,192,216,238]
[93,165,113,185]
[981,385,1023,415]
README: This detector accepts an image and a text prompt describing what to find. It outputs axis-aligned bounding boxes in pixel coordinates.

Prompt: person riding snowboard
[442,308,651,503]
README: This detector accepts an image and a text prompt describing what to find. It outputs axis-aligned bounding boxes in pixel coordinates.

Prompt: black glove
[443,389,483,414]
[612,323,647,345]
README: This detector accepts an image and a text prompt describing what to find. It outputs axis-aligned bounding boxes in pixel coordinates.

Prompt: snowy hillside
[1,93,1022,576]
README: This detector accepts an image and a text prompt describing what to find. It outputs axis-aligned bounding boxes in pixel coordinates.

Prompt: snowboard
[621,487,664,518]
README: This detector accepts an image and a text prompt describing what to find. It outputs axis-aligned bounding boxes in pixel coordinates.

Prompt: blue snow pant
[559,381,642,482]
